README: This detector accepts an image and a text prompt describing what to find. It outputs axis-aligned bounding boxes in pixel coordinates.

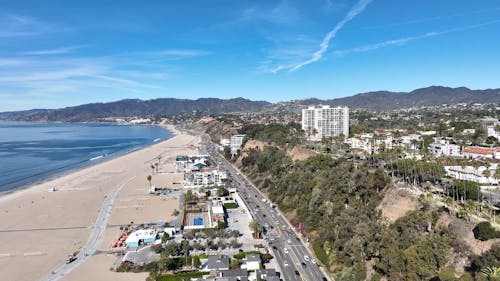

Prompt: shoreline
[0,123,198,281]
[0,122,175,198]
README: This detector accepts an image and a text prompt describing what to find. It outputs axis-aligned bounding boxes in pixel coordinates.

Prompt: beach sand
[0,125,200,281]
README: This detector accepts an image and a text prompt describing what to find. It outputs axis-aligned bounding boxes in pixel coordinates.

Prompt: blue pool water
[0,122,172,193]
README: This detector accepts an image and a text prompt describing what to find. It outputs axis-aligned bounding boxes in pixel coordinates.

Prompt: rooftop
[125,229,157,244]
[206,255,231,270]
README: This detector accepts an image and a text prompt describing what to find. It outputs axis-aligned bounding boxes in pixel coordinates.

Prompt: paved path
[40,175,136,281]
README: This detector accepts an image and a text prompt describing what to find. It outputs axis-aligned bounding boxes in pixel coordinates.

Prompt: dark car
[301,262,307,268]
[295,270,300,276]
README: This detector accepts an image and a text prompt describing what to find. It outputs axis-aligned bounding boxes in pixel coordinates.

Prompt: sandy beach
[0,125,200,281]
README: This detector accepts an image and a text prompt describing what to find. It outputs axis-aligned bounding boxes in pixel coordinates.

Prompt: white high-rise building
[301,105,349,141]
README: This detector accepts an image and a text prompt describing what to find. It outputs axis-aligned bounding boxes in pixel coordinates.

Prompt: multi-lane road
[200,133,329,281]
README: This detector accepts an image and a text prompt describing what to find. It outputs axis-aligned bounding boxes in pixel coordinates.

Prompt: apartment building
[301,105,349,141]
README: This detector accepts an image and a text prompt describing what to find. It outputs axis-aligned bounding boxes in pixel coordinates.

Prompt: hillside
[1,86,499,122]
[0,98,270,122]
[270,86,500,111]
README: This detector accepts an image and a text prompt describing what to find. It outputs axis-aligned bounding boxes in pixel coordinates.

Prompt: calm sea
[0,122,172,193]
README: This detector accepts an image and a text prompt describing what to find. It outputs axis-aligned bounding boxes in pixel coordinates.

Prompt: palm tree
[490,166,500,222]
[147,175,152,188]
[249,219,261,238]
[481,266,500,281]
[461,161,468,203]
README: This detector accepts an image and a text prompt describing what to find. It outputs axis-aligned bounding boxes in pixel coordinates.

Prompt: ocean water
[0,122,172,193]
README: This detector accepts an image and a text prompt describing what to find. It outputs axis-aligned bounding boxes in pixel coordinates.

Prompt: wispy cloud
[332,19,500,56]
[0,46,211,106]
[192,0,301,35]
[20,45,87,56]
[243,0,301,25]
[359,7,500,31]
[286,0,374,72]
[0,14,70,38]
[131,49,212,60]
[333,33,438,56]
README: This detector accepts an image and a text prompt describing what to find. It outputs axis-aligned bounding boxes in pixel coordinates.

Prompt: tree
[229,238,239,249]
[231,259,241,269]
[249,219,261,238]
[192,256,201,269]
[147,175,152,188]
[473,222,500,241]
[217,188,229,197]
[480,266,500,281]
[181,240,190,264]
[217,221,226,230]
[161,232,170,243]
[438,267,457,281]
[185,190,195,202]
[163,242,180,257]
[223,146,232,160]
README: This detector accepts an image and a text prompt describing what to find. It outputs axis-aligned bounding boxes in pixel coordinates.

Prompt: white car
[284,261,289,267]
[304,255,310,262]
[284,248,289,254]
[311,258,317,264]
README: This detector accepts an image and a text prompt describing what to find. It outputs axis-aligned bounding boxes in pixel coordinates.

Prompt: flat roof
[125,229,157,244]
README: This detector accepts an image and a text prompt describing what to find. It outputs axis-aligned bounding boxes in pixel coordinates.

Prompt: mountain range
[0,98,270,122]
[1,86,499,122]
[271,86,500,111]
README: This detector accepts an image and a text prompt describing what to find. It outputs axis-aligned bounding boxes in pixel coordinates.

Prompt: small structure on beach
[125,229,158,248]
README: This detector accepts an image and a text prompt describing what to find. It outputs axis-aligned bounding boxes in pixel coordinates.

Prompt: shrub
[223,202,238,209]
[313,242,329,265]
[458,272,473,281]
[156,272,208,281]
[438,267,457,281]
[473,222,500,241]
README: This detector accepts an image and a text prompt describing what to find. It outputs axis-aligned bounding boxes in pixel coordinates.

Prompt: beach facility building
[210,201,225,226]
[184,169,227,188]
[125,229,158,248]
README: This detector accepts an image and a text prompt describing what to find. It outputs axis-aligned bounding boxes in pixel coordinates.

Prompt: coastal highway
[199,133,329,281]
[40,175,136,281]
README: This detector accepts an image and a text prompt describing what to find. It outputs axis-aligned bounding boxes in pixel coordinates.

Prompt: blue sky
[1,0,499,111]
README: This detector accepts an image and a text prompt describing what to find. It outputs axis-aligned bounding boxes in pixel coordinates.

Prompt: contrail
[332,19,500,56]
[289,0,374,72]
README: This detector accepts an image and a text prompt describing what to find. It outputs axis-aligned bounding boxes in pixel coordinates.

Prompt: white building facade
[428,139,461,157]
[301,105,349,141]
[230,134,246,155]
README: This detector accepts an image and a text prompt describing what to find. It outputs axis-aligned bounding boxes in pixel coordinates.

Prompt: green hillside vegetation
[239,144,499,281]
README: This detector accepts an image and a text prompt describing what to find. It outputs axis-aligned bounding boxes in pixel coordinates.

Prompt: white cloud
[20,45,87,56]
[0,13,70,38]
[287,0,373,72]
[332,19,500,56]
